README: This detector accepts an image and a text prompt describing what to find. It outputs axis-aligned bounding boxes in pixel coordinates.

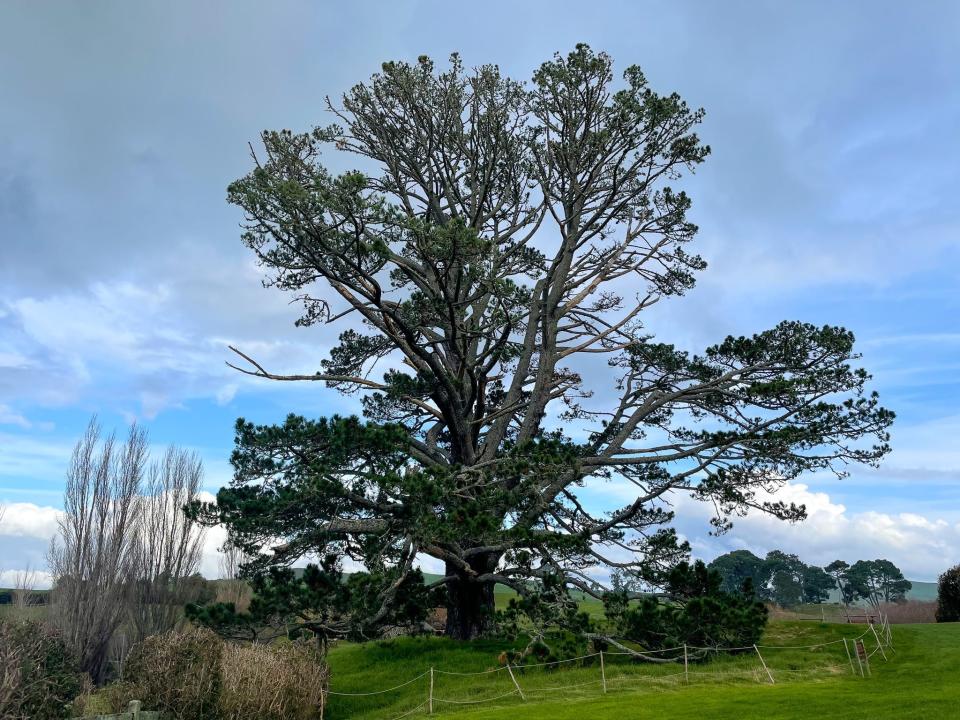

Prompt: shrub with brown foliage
[122,627,223,720]
[219,642,327,720]
[113,627,327,719]
[0,620,85,720]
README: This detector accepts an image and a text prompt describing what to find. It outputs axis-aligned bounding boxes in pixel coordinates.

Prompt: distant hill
[822,580,936,605]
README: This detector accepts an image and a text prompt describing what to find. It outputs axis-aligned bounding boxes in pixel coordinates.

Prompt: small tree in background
[708,550,767,596]
[847,559,911,613]
[936,564,960,623]
[826,560,854,607]
[800,565,834,604]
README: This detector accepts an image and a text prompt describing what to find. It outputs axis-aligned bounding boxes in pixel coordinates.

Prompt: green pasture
[325,621,959,720]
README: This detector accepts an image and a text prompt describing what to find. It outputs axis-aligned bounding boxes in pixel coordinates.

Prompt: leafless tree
[127,447,206,644]
[215,541,253,609]
[11,566,38,609]
[48,418,147,684]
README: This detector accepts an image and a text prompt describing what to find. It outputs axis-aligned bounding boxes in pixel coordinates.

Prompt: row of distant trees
[708,549,911,611]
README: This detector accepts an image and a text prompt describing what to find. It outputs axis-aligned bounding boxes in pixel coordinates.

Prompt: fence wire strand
[325,625,893,717]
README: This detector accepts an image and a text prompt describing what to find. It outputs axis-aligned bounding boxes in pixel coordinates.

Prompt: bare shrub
[219,642,327,720]
[48,419,147,684]
[0,620,85,720]
[880,600,937,624]
[122,626,223,720]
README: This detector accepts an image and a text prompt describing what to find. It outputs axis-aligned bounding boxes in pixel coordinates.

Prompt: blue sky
[1,1,958,584]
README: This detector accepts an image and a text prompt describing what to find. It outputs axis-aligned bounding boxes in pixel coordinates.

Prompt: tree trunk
[444,557,498,640]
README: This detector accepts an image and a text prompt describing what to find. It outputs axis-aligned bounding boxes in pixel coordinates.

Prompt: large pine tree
[196,46,893,640]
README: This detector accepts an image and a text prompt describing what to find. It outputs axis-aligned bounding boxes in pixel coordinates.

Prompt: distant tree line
[707,550,911,610]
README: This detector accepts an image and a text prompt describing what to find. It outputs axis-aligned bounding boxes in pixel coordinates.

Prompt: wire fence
[325,615,895,719]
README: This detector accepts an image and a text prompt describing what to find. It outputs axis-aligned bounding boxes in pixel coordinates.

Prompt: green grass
[325,621,960,719]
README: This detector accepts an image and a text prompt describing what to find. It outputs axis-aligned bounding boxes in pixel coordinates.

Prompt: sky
[1,1,959,586]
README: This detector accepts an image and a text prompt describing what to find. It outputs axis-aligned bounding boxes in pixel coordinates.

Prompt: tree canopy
[194,45,893,640]
[708,549,833,607]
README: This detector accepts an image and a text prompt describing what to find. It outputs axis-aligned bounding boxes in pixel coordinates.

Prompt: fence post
[683,644,689,684]
[842,638,855,675]
[821,606,825,623]
[429,667,434,714]
[506,662,525,701]
[600,650,607,693]
[869,623,888,661]
[753,644,775,684]
[855,639,870,677]
[126,700,141,720]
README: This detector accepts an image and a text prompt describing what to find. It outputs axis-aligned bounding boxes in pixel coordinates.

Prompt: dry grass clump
[113,627,327,719]
[220,641,328,720]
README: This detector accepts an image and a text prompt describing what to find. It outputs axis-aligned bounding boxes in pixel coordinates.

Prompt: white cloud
[0,501,62,539]
[668,481,960,581]
[0,569,54,589]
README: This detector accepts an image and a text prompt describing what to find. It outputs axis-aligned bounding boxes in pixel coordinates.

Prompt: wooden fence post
[126,700,141,720]
[600,650,607,693]
[683,644,689,684]
[870,623,888,661]
[855,639,870,677]
[843,638,855,675]
[753,645,775,685]
[506,663,525,701]
[429,667,434,714]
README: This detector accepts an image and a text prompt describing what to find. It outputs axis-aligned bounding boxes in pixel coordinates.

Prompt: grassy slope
[326,621,960,720]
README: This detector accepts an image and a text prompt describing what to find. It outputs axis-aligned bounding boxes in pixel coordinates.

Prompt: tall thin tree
[48,419,146,683]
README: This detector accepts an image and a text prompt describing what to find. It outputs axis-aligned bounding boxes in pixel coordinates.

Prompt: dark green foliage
[826,560,855,605]
[708,550,767,595]
[846,559,911,611]
[604,561,767,655]
[203,44,893,640]
[0,620,85,720]
[187,555,438,647]
[935,564,960,623]
[709,550,834,606]
[801,565,835,604]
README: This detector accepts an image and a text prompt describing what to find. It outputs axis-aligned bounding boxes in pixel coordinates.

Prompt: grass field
[325,621,960,720]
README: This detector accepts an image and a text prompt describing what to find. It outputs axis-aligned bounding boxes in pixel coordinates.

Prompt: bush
[123,627,223,720]
[936,564,960,623]
[219,642,328,720]
[0,619,86,720]
[116,628,327,720]
[605,561,768,656]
